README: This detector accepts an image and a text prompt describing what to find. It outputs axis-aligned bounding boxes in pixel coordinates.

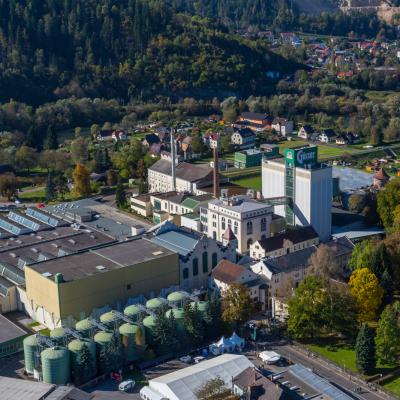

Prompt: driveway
[86,378,141,400]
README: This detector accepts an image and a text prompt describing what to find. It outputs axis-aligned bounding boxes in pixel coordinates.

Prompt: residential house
[210,259,267,310]
[271,118,293,137]
[238,113,272,132]
[202,132,220,149]
[336,132,358,145]
[233,367,285,400]
[155,126,170,143]
[149,222,237,290]
[231,129,256,149]
[112,130,127,141]
[131,194,152,217]
[280,32,298,45]
[181,136,193,159]
[258,31,274,41]
[319,129,336,143]
[96,129,127,142]
[298,125,315,140]
[249,226,319,260]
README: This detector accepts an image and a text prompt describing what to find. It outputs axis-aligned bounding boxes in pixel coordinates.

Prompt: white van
[119,379,135,392]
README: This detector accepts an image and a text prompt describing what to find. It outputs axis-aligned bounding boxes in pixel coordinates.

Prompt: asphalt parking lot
[85,378,141,400]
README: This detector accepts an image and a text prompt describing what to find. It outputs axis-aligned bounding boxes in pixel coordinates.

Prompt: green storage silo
[146,298,164,311]
[165,308,185,334]
[167,291,188,308]
[94,331,113,374]
[142,316,156,345]
[41,346,70,384]
[124,305,141,322]
[191,301,209,318]
[119,323,143,363]
[49,327,66,345]
[75,318,93,338]
[100,311,116,328]
[23,335,39,374]
[68,339,97,382]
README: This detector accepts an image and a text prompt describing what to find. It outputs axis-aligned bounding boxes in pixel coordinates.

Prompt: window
[213,231,217,240]
[247,221,253,235]
[126,284,131,290]
[212,252,218,268]
[183,268,189,280]
[247,238,253,249]
[222,221,226,230]
[202,252,208,273]
[261,218,267,232]
[193,258,199,276]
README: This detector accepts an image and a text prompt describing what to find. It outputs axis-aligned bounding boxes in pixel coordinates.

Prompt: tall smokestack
[171,128,177,191]
[213,145,220,199]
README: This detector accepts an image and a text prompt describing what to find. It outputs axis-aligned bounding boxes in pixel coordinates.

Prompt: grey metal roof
[0,314,27,343]
[288,364,353,400]
[149,159,213,182]
[151,230,199,256]
[333,167,373,191]
[0,377,54,400]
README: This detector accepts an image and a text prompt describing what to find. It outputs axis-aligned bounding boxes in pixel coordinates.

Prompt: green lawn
[232,175,262,191]
[383,376,400,396]
[305,339,396,376]
[19,188,46,202]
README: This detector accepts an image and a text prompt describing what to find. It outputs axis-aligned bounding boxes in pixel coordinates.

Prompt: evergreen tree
[111,332,123,369]
[73,343,95,384]
[25,125,41,150]
[183,302,205,347]
[45,172,56,202]
[381,269,394,305]
[206,294,222,339]
[167,308,180,351]
[355,323,376,374]
[153,307,174,354]
[115,177,126,208]
[101,148,111,171]
[44,125,58,150]
[99,345,112,374]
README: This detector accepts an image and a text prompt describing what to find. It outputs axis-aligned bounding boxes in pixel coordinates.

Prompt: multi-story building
[200,195,274,253]
[262,145,332,242]
[271,118,294,136]
[147,159,214,194]
[230,129,256,149]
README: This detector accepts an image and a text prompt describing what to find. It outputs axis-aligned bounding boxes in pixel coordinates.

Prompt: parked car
[179,355,193,364]
[193,356,205,364]
[119,380,135,392]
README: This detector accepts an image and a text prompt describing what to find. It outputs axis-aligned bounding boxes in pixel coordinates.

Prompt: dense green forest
[0,0,299,105]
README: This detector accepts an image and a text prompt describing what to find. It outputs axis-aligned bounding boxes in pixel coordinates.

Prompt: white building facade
[262,145,332,242]
[200,195,274,254]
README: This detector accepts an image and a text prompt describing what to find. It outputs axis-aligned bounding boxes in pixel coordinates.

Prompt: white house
[271,118,293,136]
[319,129,337,143]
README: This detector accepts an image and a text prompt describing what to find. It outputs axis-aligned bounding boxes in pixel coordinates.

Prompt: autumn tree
[349,268,383,323]
[72,164,91,197]
[308,244,341,279]
[221,283,255,328]
[375,302,400,365]
[0,173,18,200]
[196,377,231,400]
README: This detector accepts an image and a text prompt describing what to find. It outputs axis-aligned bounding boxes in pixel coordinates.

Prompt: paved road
[270,344,388,400]
[85,378,141,399]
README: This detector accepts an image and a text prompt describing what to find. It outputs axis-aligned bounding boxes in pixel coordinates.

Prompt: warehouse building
[22,238,180,328]
[0,313,28,358]
[262,145,332,241]
[141,354,253,400]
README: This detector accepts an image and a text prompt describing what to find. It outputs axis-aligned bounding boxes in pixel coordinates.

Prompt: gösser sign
[285,146,317,167]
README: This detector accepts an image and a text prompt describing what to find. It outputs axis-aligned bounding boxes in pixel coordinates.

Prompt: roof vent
[68,239,76,245]
[31,248,38,253]
[96,265,106,271]
[42,272,52,277]
[152,251,164,256]
[9,252,17,258]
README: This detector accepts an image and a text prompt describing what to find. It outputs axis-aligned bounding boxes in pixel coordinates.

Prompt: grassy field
[383,377,400,396]
[18,188,46,202]
[231,175,262,191]
[305,339,396,376]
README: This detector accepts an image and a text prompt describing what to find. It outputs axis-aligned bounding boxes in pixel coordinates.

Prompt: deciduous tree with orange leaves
[72,164,91,197]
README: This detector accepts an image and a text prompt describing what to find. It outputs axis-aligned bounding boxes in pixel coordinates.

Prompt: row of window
[182,252,219,279]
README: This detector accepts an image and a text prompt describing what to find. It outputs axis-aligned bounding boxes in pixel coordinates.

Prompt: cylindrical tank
[23,335,39,374]
[100,311,116,328]
[119,323,142,362]
[165,308,185,333]
[41,346,70,384]
[94,331,113,373]
[167,291,188,308]
[145,298,164,311]
[124,305,141,322]
[75,318,93,338]
[68,339,97,382]
[49,327,66,345]
[191,301,209,317]
[143,316,156,345]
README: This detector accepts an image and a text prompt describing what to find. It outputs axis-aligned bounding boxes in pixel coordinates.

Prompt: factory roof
[27,238,175,282]
[256,226,318,252]
[0,313,27,343]
[151,226,201,256]
[146,354,253,400]
[210,196,272,214]
[149,159,213,183]
[0,377,53,400]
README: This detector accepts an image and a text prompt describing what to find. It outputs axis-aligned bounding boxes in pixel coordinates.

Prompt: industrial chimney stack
[171,128,177,191]
[213,145,220,199]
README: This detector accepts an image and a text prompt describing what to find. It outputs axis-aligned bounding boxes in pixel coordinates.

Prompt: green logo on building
[284,146,317,167]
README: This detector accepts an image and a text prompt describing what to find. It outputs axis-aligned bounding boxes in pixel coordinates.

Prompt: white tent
[259,350,281,364]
